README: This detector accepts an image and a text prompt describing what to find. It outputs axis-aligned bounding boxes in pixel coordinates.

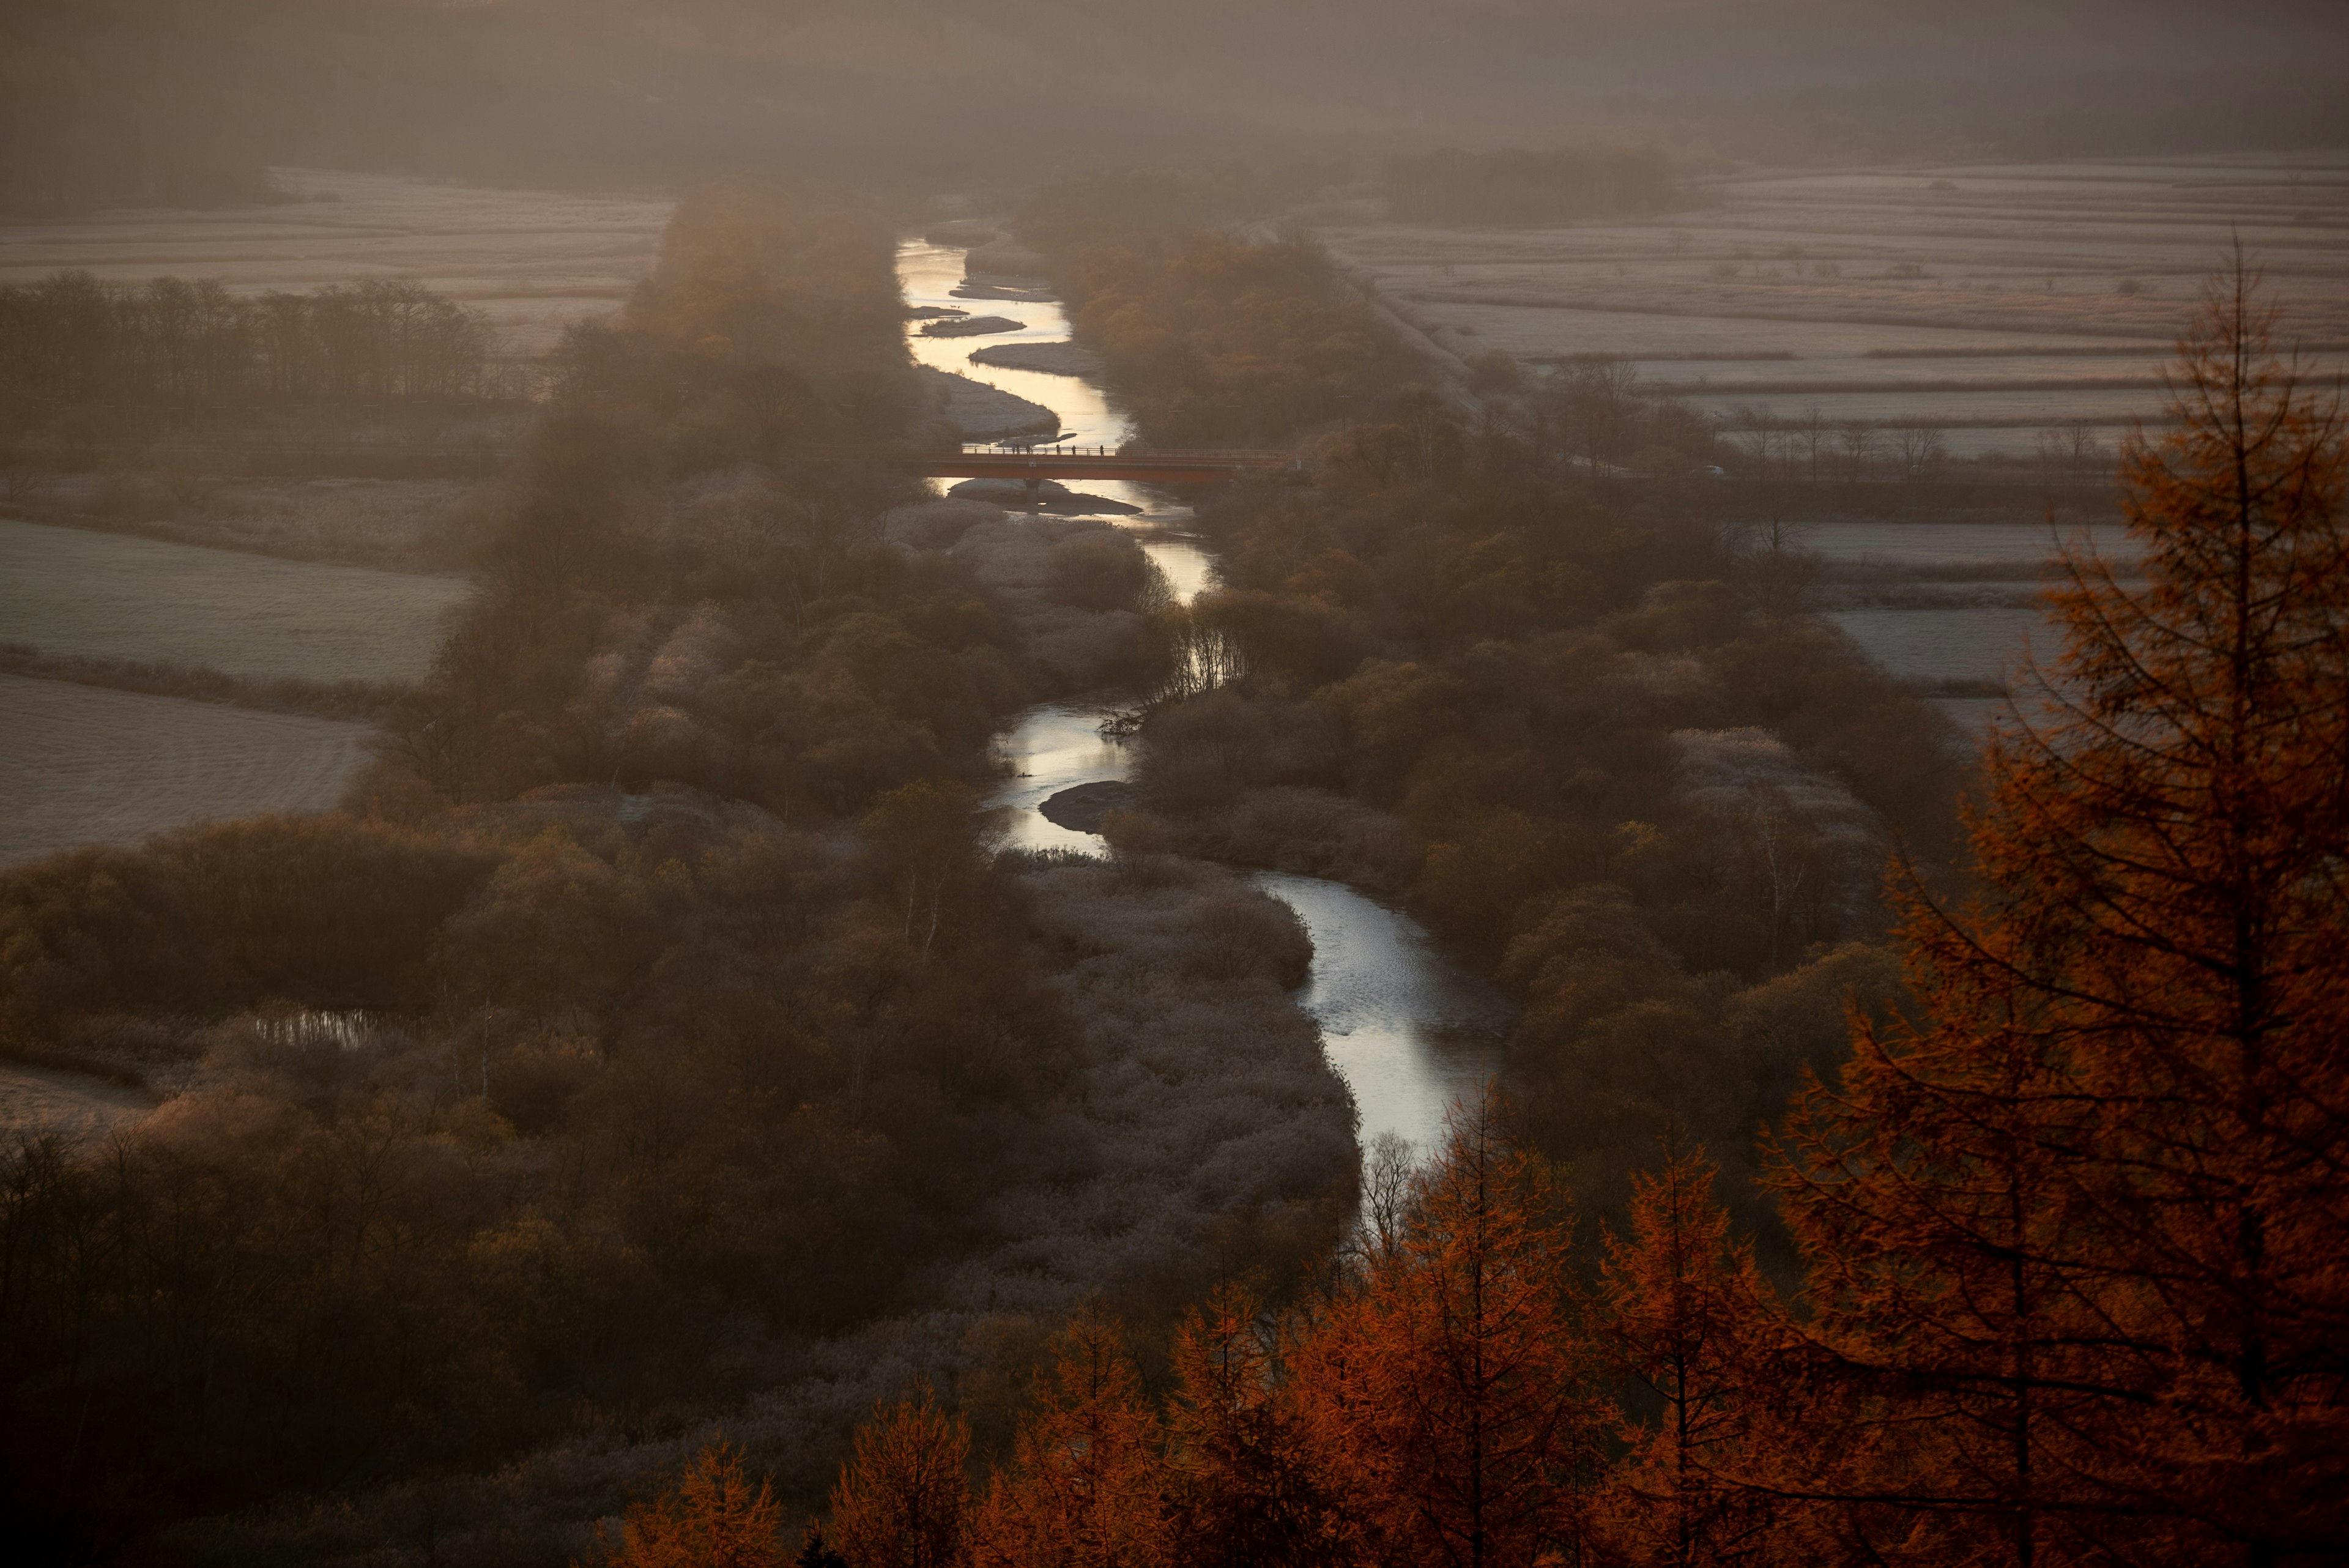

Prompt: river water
[902,238,1508,1156]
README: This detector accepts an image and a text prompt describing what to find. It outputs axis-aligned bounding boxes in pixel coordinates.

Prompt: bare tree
[1892,422,1945,479]
[1838,419,1877,483]
[1561,355,1640,475]
[1794,404,1830,483]
[2064,418,2101,483]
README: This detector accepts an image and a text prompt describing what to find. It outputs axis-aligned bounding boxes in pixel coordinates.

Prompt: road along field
[0,673,370,866]
[1326,152,2349,459]
[0,518,467,683]
[0,168,672,356]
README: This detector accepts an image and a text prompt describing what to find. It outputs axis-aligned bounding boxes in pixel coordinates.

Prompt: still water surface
[902,239,1509,1156]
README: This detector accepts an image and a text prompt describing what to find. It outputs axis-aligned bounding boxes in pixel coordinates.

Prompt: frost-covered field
[0,1060,150,1143]
[0,168,671,354]
[1799,520,2152,728]
[0,674,369,866]
[0,518,467,682]
[1327,152,2349,459]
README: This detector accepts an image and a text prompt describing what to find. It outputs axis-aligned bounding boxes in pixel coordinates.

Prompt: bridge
[913,444,1302,485]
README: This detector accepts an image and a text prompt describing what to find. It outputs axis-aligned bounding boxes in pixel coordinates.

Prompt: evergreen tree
[1595,1145,1813,1566]
[1165,1280,1358,1567]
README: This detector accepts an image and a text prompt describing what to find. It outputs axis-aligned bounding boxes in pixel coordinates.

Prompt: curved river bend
[904,240,1508,1154]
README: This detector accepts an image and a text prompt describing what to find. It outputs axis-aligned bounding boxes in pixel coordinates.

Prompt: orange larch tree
[1774,253,2349,1566]
[968,1306,1171,1568]
[1163,1280,1359,1568]
[1290,1089,1609,1568]
[590,1438,786,1568]
[828,1383,972,1568]
[1594,1144,1814,1567]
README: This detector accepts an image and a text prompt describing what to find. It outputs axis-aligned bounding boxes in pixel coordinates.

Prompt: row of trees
[1048,226,1420,448]
[1718,406,1951,482]
[1719,410,2115,485]
[0,271,507,406]
[366,179,1015,816]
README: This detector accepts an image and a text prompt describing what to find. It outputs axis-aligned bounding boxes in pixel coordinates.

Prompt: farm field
[32,474,481,571]
[1823,606,2052,685]
[0,674,369,866]
[1803,519,2138,568]
[1327,152,2349,461]
[0,518,466,682]
[1800,522,2138,729]
[0,1061,151,1143]
[0,168,672,355]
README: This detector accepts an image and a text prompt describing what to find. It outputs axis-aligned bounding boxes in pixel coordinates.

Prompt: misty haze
[2,4,2347,1565]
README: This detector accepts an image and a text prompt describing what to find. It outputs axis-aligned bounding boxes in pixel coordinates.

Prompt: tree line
[365,177,1022,819]
[1038,202,1419,447]
[620,259,2349,1568]
[0,272,506,410]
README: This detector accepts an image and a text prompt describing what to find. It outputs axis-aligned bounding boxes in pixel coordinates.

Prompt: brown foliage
[829,1386,971,1568]
[1593,1146,1813,1565]
[1164,1282,1358,1568]
[970,1308,1171,1568]
[374,179,1015,817]
[1055,230,1417,449]
[592,1439,785,1568]
[1290,1091,1609,1568]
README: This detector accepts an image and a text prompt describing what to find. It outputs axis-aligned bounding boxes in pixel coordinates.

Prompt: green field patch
[0,519,467,682]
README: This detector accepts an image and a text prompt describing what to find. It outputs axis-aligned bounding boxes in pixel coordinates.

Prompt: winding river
[902,239,1509,1155]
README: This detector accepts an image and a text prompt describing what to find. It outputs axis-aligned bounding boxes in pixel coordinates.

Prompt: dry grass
[18,474,483,571]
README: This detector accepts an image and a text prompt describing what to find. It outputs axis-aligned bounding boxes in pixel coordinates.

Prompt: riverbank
[971,340,1102,377]
[917,364,1059,441]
